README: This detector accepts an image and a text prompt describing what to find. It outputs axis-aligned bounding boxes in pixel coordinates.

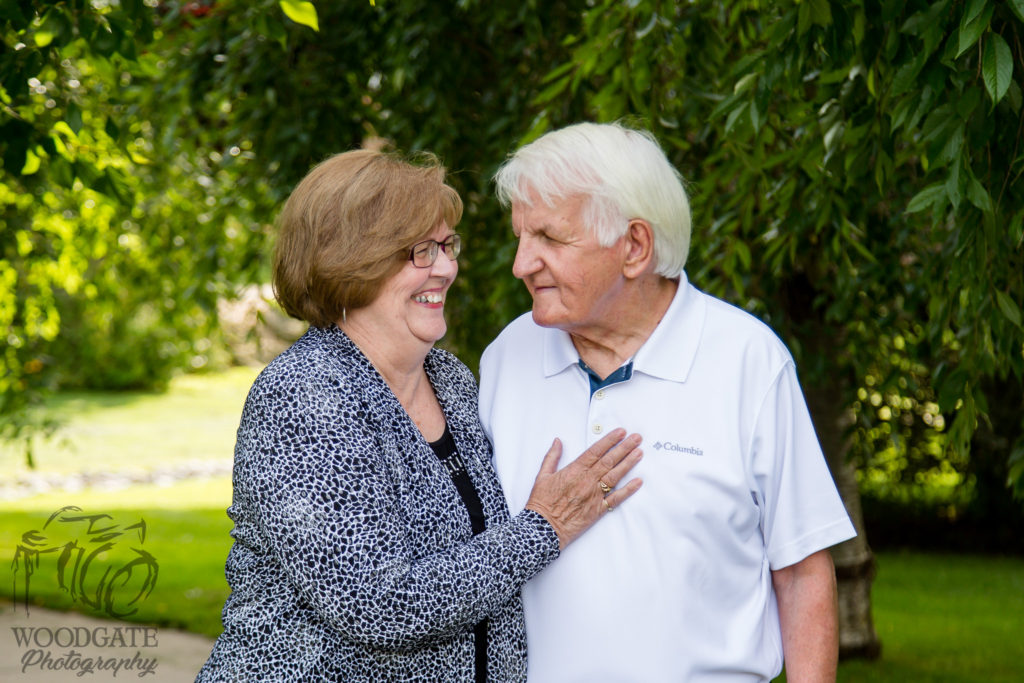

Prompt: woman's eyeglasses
[409,234,461,268]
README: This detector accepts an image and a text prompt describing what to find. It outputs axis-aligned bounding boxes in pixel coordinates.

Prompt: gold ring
[603,499,614,513]
[598,480,612,494]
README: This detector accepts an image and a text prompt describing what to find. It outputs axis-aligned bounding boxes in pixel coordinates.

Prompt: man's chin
[530,307,562,329]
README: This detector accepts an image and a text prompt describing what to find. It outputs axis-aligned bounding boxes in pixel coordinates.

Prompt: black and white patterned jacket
[197,326,559,682]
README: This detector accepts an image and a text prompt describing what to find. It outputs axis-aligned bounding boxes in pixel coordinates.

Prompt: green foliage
[142,0,592,371]
[279,0,319,31]
[1,2,270,454]
[524,0,1024,500]
[3,1,1022,513]
[1,0,161,461]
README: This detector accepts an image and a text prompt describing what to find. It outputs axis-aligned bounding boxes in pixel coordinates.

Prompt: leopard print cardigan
[196,325,560,682]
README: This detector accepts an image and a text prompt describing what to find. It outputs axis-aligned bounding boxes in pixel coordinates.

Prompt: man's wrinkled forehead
[510,194,588,237]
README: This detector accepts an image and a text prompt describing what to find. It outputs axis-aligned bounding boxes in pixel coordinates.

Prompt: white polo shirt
[479,275,856,682]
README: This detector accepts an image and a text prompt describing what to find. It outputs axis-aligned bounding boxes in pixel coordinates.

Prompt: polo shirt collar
[540,272,706,383]
[542,321,580,377]
[632,273,705,383]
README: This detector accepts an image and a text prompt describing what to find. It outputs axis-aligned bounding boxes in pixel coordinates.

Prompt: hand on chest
[491,379,760,538]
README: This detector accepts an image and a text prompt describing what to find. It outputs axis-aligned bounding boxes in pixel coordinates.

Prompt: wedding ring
[598,480,612,494]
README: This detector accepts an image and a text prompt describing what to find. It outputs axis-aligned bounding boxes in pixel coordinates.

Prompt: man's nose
[511,237,537,280]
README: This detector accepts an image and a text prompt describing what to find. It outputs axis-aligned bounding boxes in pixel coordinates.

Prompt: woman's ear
[622,219,656,279]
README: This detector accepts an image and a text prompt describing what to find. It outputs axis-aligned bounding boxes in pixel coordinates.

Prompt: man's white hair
[494,122,691,277]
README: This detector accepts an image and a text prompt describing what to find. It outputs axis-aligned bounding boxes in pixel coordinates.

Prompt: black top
[429,424,489,683]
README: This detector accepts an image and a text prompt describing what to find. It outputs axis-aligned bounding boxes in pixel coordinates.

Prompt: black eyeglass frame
[408,234,461,268]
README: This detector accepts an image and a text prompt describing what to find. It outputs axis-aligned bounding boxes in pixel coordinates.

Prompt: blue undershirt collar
[577,359,634,398]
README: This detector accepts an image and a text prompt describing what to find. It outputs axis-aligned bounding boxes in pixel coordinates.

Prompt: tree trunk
[804,382,882,660]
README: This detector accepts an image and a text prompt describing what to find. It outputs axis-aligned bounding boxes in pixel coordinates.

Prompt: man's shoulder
[478,311,549,386]
[690,286,793,363]
[483,311,544,356]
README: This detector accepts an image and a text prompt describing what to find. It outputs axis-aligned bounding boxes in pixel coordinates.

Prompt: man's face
[510,194,626,334]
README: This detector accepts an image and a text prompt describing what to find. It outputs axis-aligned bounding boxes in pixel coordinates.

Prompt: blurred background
[2,1,1022,681]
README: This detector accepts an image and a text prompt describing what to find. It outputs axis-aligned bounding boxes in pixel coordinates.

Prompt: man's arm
[771,548,840,682]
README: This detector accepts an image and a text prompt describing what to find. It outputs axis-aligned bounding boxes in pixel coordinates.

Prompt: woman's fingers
[593,433,643,475]
[574,428,628,467]
[524,429,645,550]
[599,445,643,490]
[536,438,564,475]
[603,474,643,511]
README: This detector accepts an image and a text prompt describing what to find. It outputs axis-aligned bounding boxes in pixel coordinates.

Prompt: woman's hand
[524,429,642,550]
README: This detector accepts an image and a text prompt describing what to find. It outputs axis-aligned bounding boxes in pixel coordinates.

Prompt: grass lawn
[0,478,234,639]
[1,366,259,476]
[835,552,1024,682]
[1,369,1022,680]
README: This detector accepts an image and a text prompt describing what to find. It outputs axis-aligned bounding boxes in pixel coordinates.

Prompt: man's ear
[622,219,656,279]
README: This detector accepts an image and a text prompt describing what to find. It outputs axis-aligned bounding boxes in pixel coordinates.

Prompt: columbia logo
[653,441,703,455]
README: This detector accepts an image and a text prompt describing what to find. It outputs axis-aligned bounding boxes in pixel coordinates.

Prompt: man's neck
[570,276,678,379]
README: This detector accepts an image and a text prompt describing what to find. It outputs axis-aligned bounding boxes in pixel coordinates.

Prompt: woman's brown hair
[272,149,463,327]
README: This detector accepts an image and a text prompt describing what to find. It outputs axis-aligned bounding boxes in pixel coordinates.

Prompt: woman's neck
[340,320,445,440]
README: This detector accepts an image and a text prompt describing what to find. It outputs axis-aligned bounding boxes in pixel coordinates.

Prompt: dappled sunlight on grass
[1,366,259,477]
[0,370,248,638]
[0,476,232,512]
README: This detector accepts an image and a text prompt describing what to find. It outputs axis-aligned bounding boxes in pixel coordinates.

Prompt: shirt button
[594,390,605,400]
[592,424,603,434]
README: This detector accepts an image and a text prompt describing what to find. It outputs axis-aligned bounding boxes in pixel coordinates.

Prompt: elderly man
[479,122,856,682]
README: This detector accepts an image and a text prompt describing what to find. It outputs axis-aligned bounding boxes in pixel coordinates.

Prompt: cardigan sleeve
[234,365,559,652]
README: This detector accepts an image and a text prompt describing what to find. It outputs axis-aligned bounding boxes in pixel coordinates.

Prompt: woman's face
[352,221,459,351]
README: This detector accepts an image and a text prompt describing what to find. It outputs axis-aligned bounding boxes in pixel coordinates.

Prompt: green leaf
[808,0,832,27]
[66,102,83,135]
[906,183,946,213]
[733,72,758,95]
[957,2,994,57]
[982,33,1013,104]
[1009,0,1024,23]
[724,101,748,134]
[34,28,55,47]
[279,0,319,32]
[749,101,761,133]
[966,178,994,212]
[20,148,41,175]
[945,162,962,210]
[892,52,926,96]
[531,74,571,106]
[963,0,988,26]
[635,13,657,39]
[995,291,1023,329]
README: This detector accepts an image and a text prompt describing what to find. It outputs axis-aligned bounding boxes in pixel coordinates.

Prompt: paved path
[0,602,214,682]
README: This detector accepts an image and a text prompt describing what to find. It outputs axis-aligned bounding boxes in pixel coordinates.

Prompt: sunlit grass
[1,366,259,476]
[0,479,234,639]
[0,368,250,639]
[839,552,1024,682]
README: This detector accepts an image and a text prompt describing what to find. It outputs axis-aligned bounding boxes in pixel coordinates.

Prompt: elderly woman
[196,150,643,682]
